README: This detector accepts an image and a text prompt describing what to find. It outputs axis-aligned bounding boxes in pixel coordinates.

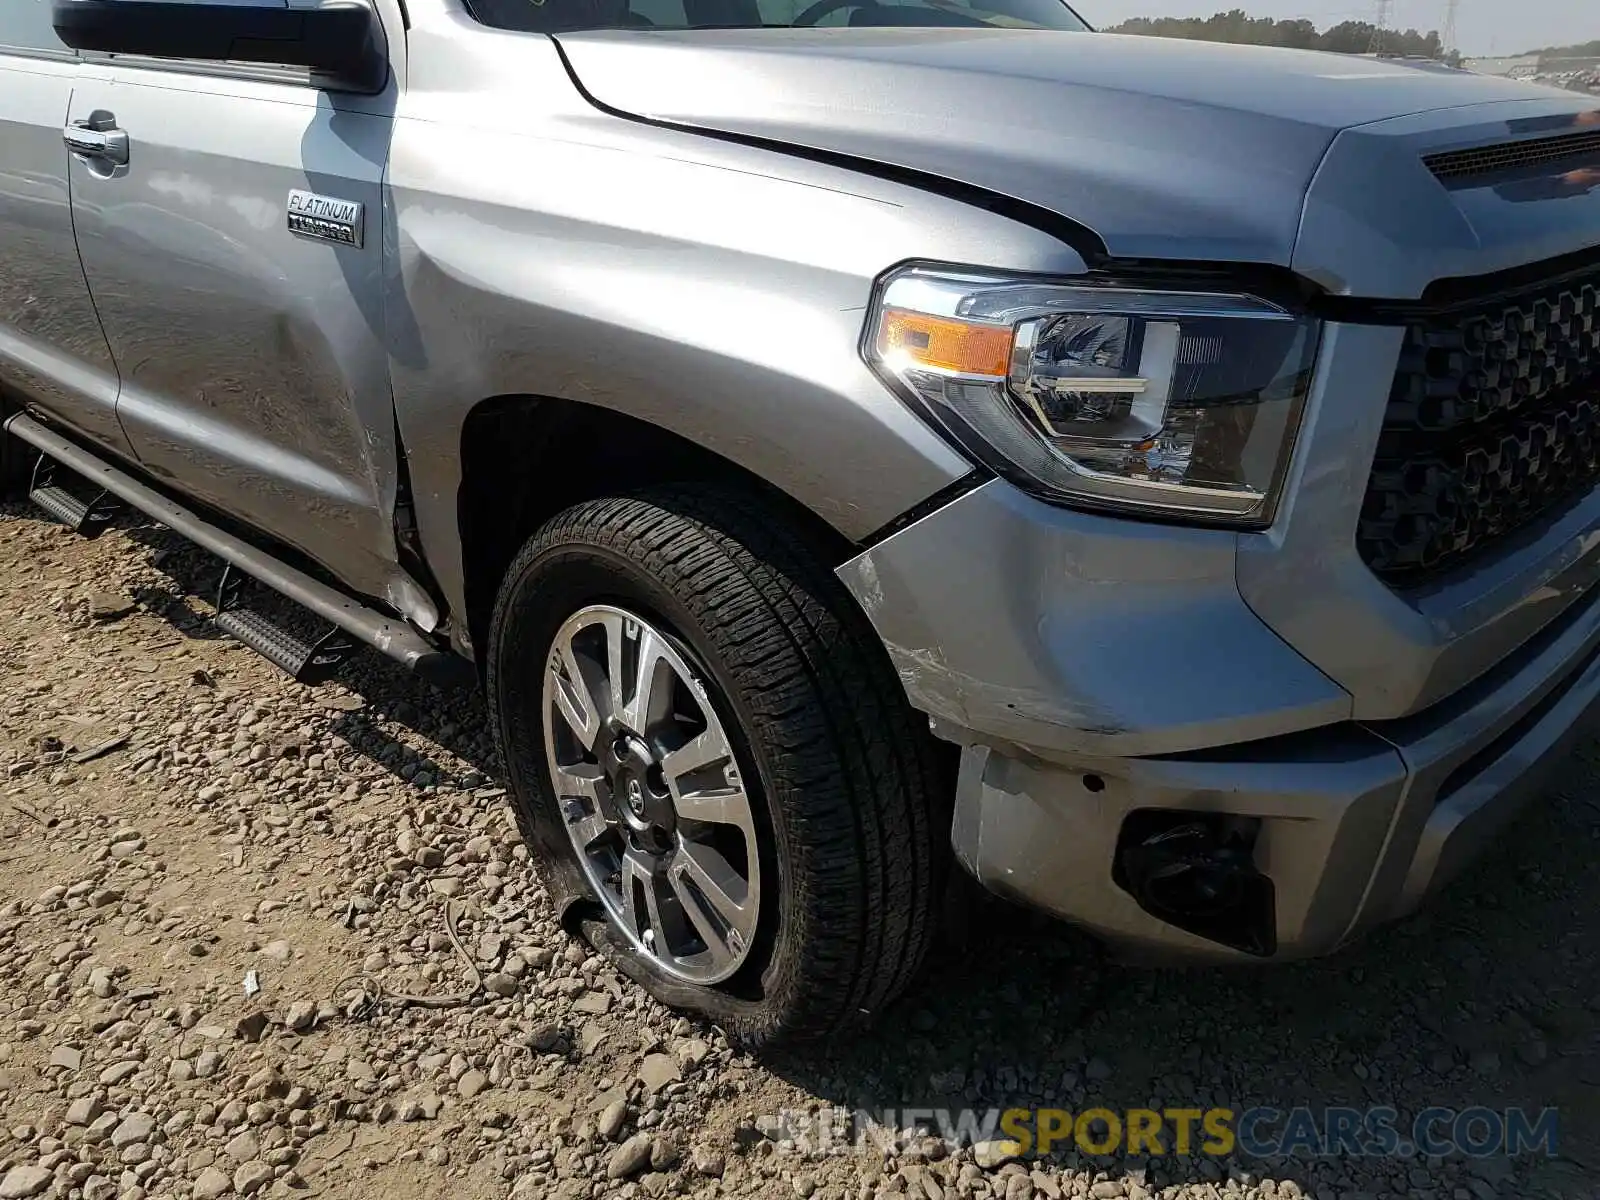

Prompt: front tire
[488,486,946,1046]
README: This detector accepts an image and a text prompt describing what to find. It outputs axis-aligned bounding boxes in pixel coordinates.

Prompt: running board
[215,563,362,684]
[28,458,119,537]
[4,412,472,689]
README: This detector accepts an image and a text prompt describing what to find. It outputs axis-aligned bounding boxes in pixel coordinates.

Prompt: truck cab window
[465,0,1089,33]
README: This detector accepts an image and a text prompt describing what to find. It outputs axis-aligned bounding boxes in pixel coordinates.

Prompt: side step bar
[29,457,119,538]
[215,563,362,684]
[5,412,471,688]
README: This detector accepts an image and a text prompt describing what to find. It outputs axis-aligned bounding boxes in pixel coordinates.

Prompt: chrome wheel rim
[542,603,762,985]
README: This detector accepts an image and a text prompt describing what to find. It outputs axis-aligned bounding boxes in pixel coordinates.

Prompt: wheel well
[457,396,859,663]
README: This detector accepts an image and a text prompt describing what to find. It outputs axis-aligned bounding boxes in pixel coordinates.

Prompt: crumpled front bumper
[839,478,1600,962]
[838,479,1353,760]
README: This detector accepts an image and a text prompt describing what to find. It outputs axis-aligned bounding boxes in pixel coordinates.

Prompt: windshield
[466,0,1092,35]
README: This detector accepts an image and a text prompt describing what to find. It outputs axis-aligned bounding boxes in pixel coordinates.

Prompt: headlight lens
[868,266,1321,526]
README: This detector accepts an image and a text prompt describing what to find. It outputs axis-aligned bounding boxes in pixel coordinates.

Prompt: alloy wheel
[541,603,762,984]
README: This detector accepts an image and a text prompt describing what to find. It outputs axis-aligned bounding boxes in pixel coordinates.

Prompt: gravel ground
[1,501,1598,1200]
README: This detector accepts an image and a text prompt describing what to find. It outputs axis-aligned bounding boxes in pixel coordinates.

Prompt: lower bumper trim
[949,571,1600,962]
[1396,644,1600,917]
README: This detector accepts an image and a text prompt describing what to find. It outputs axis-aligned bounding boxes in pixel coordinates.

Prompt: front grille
[1356,277,1600,586]
[1424,129,1600,184]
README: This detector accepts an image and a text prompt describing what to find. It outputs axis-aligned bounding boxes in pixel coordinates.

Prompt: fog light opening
[1113,810,1276,957]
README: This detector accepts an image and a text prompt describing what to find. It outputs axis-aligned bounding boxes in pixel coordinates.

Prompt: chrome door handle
[64,123,129,166]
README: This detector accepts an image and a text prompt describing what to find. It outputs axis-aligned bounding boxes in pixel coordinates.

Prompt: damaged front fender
[837,479,1351,758]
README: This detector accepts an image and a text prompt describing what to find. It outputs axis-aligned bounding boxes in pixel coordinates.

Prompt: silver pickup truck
[3,0,1599,1045]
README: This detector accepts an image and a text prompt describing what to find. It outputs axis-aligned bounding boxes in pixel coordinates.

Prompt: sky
[1068,0,1591,56]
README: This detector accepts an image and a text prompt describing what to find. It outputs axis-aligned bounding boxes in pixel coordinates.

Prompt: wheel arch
[456,394,862,669]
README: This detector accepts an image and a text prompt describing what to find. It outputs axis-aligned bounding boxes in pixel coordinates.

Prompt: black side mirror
[51,0,389,94]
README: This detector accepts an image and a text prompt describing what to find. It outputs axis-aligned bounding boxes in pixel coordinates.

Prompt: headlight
[866,265,1321,526]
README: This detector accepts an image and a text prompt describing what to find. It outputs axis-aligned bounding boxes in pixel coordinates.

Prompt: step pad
[28,485,117,538]
[214,606,360,685]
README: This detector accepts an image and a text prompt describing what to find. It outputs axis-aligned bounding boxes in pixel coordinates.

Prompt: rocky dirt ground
[1,500,1598,1200]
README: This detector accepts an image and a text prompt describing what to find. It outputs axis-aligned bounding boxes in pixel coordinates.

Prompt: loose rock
[0,1166,52,1200]
[233,1160,273,1195]
[639,1053,681,1094]
[284,1000,317,1033]
[225,1130,260,1163]
[110,1113,155,1149]
[607,1133,655,1180]
[974,1139,1022,1170]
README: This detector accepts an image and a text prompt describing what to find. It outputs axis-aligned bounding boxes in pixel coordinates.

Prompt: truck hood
[557,29,1600,290]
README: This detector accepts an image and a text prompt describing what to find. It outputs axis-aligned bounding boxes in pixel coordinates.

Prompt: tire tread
[489,485,945,1044]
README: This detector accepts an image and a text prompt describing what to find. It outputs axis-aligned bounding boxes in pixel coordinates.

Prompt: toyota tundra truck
[2,0,1598,1045]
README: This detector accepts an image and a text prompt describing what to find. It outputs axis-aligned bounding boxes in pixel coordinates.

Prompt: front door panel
[66,64,409,608]
[0,50,127,456]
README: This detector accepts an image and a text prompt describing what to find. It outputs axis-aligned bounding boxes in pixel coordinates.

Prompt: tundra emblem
[286,189,364,248]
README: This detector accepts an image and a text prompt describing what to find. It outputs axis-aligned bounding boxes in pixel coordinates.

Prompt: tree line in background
[1102,13,1600,64]
[1105,9,1446,59]
[1527,41,1600,60]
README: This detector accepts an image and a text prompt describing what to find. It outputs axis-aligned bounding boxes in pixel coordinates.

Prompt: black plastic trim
[1425,128,1600,184]
[855,469,992,551]
[1080,258,1329,316]
[1434,640,1600,808]
[1106,246,1600,328]
[50,0,390,93]
[1318,243,1600,326]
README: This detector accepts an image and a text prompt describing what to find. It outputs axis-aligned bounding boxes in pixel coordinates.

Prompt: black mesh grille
[1424,129,1600,183]
[1357,278,1600,585]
